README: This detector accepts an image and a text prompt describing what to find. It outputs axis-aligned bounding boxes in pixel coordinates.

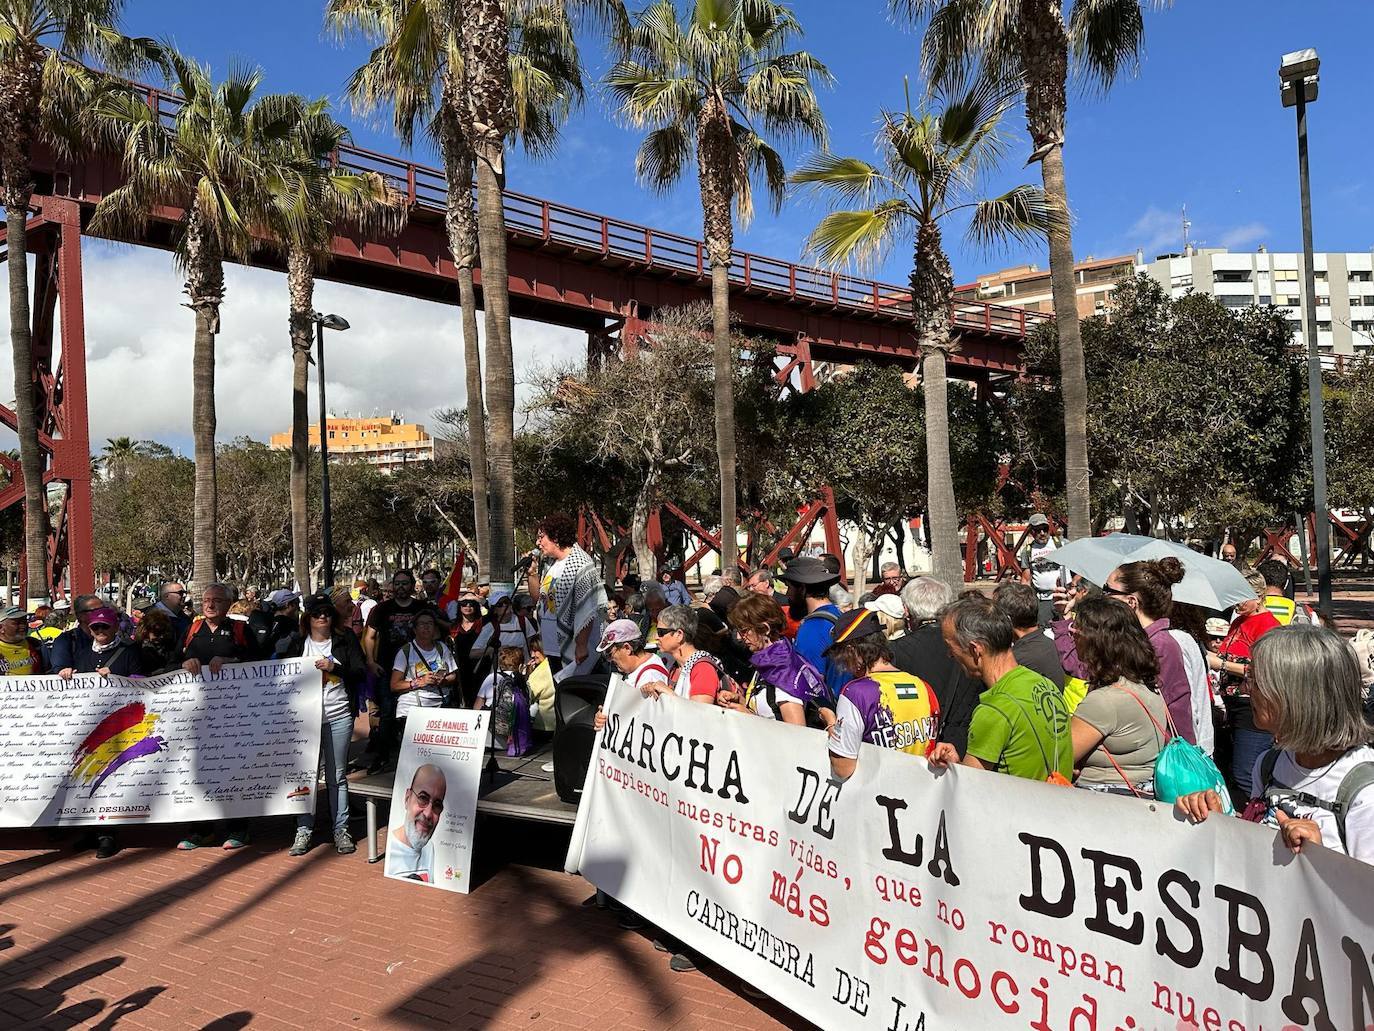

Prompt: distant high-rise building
[952,254,1137,319]
[1135,245,1374,355]
[269,415,435,474]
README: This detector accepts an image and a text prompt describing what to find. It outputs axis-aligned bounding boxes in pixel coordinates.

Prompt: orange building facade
[268,416,435,474]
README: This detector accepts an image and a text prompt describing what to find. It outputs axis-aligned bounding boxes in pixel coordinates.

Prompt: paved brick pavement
[0,820,813,1031]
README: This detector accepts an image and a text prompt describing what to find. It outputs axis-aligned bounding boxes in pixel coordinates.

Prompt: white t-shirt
[1250,745,1374,863]
[303,636,350,721]
[359,596,377,624]
[470,616,536,662]
[1167,629,1214,756]
[385,832,434,882]
[1025,538,1063,598]
[629,657,670,695]
[392,641,453,716]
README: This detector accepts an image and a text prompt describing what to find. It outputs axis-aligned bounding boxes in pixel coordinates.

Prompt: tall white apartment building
[1135,246,1374,355]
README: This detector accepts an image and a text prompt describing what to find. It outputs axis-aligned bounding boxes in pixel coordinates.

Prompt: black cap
[781,556,838,587]
[303,592,334,614]
[823,609,883,654]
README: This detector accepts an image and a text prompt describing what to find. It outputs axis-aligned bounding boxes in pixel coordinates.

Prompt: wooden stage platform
[348,742,579,863]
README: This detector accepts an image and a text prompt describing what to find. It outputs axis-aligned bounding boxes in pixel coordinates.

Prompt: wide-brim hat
[781,556,838,587]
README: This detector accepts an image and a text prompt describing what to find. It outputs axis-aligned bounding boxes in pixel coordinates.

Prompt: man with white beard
[385,764,446,882]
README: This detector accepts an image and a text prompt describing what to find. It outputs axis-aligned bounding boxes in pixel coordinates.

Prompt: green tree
[1010,275,1305,541]
[265,97,401,595]
[0,0,153,602]
[607,0,830,567]
[1327,359,1374,514]
[89,55,302,591]
[794,362,998,592]
[328,0,589,579]
[897,0,1163,541]
[793,72,1054,587]
[530,304,719,571]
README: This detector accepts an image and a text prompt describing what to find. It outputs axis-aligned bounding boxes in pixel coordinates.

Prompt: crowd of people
[25,510,1374,880]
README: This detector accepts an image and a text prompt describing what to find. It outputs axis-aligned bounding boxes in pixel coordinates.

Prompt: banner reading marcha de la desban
[0,660,322,827]
[385,709,486,893]
[567,685,1374,1031]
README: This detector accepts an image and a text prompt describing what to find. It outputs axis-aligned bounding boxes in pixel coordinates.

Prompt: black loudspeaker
[553,674,610,804]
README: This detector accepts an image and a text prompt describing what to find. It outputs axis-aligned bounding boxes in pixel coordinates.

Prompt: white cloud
[1218,222,1269,250]
[1123,205,1185,258]
[0,241,585,453]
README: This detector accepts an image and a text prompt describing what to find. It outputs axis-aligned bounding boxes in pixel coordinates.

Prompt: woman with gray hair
[1176,624,1374,863]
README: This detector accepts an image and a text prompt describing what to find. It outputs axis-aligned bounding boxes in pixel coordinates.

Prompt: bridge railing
[139,83,1043,338]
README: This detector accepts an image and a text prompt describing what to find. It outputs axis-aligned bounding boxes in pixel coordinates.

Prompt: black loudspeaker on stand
[552,674,610,804]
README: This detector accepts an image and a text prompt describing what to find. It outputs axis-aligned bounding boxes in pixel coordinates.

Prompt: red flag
[438,548,467,612]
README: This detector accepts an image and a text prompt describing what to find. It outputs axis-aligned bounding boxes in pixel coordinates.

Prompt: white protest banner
[567,686,1374,1031]
[0,660,322,827]
[385,709,486,893]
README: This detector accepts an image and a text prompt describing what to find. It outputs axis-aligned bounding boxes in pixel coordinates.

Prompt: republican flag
[437,548,467,612]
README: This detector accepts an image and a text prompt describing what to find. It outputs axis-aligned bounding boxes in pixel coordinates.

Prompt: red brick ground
[0,819,813,1031]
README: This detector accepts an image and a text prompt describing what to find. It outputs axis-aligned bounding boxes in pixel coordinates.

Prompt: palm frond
[962,184,1060,251]
[802,202,910,271]
[634,123,690,191]
[1069,0,1150,93]
[789,153,886,205]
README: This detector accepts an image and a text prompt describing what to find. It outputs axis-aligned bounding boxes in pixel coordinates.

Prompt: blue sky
[129,1,1374,284]
[13,2,1366,453]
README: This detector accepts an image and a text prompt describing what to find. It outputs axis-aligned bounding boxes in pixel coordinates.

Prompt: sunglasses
[1102,585,1132,598]
[654,626,682,636]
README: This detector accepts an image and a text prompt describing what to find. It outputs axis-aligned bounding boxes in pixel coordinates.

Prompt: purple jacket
[1052,617,1196,744]
[751,639,828,711]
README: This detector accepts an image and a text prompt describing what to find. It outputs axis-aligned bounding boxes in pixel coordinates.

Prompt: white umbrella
[1049,533,1254,612]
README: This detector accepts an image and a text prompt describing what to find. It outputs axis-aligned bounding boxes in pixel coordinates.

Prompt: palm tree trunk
[473,156,515,578]
[698,97,738,571]
[6,206,48,604]
[921,346,962,587]
[911,224,961,587]
[438,106,491,577]
[287,247,314,595]
[191,302,218,592]
[1041,146,1090,541]
[185,211,225,594]
[463,0,516,580]
[457,266,490,573]
[710,262,737,569]
[1022,0,1089,540]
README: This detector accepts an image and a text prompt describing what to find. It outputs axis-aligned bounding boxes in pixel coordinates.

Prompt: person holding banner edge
[928,594,1072,782]
[1175,623,1374,863]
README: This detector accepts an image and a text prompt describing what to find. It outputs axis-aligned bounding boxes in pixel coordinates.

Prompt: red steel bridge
[5,80,1047,599]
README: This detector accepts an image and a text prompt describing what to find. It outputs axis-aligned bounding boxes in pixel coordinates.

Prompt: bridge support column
[0,196,94,604]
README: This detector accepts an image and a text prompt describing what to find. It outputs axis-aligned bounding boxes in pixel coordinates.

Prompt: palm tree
[608,0,830,569]
[101,435,141,481]
[266,98,402,596]
[794,74,1057,588]
[328,0,593,579]
[89,55,302,592]
[894,0,1157,540]
[0,1,154,602]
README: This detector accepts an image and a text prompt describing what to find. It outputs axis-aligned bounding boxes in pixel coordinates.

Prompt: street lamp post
[314,312,350,588]
[1280,48,1332,610]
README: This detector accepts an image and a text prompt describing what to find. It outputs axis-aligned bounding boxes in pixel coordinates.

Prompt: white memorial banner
[568,686,1374,1031]
[0,660,322,827]
[385,709,486,893]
